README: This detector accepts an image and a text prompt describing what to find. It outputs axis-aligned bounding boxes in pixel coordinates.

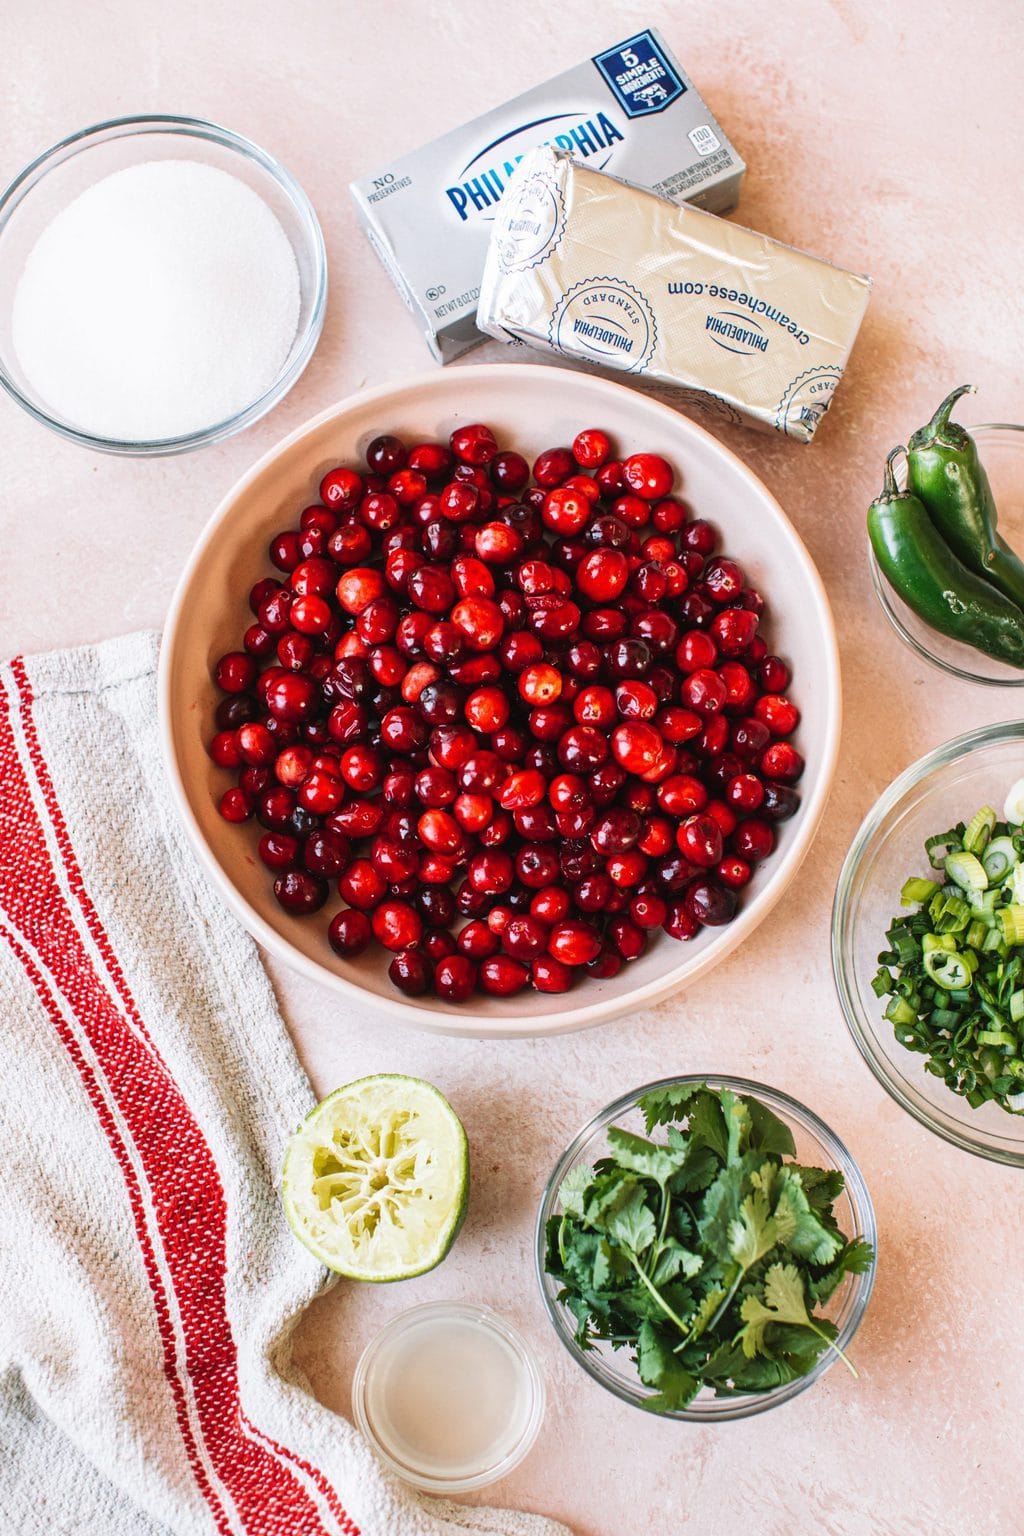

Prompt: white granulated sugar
[12,159,301,441]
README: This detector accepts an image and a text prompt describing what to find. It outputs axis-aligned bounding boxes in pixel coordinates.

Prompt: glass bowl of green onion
[536,1075,876,1421]
[833,720,1024,1165]
[868,424,1024,687]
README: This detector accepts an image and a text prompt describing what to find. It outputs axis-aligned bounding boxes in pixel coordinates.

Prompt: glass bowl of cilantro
[833,720,1024,1166]
[537,1077,876,1419]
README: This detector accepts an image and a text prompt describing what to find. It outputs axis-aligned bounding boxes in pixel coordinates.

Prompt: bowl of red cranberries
[160,363,840,1035]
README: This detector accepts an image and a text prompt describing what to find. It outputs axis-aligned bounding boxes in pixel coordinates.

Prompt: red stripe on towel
[0,663,356,1536]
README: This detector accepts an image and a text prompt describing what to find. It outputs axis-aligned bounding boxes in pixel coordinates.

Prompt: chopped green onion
[923,950,971,990]
[977,1030,1016,1048]
[901,876,940,905]
[944,850,988,892]
[984,835,1019,882]
[926,828,964,869]
[963,806,997,854]
[965,919,989,950]
[999,905,1024,945]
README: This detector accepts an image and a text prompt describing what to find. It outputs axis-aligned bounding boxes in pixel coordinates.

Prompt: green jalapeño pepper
[868,447,1024,668]
[907,384,1024,609]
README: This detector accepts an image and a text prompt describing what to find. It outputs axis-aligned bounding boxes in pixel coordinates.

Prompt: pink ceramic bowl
[159,363,840,1037]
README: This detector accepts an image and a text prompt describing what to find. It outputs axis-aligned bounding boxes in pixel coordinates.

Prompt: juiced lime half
[282,1075,469,1282]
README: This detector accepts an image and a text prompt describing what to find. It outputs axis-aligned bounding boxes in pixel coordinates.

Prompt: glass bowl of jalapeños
[869,421,1024,686]
[833,720,1024,1166]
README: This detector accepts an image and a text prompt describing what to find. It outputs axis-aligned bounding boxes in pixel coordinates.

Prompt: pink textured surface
[2,3,1023,1534]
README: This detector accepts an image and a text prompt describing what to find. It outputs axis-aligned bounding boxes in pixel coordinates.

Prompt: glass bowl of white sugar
[0,116,327,455]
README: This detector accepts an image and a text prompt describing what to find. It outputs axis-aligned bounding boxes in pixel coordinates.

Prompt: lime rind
[282,1074,469,1282]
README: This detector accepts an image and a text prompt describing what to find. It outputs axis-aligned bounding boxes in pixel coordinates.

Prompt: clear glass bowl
[535,1074,876,1421]
[869,424,1024,685]
[0,115,327,455]
[351,1301,545,1493]
[832,720,1024,1165]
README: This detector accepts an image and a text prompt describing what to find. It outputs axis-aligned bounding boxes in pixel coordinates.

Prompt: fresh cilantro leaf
[719,1087,752,1164]
[651,1238,704,1287]
[639,1081,704,1132]
[786,1162,845,1212]
[741,1094,797,1157]
[636,1322,700,1410]
[727,1161,794,1270]
[558,1163,593,1218]
[666,1136,721,1195]
[606,1184,657,1257]
[772,1168,842,1266]
[606,1126,687,1186]
[718,1355,806,1392]
[688,1283,728,1340]
[583,1168,639,1228]
[739,1262,816,1358]
[806,1238,874,1305]
[696,1160,749,1255]
[687,1089,730,1161]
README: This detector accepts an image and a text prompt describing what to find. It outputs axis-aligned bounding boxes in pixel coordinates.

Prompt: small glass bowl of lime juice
[351,1301,545,1493]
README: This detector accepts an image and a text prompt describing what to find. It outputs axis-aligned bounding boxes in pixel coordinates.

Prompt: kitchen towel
[0,631,571,1536]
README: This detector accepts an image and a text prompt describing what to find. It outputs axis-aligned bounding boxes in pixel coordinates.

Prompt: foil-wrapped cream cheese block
[477,145,872,442]
[351,30,744,364]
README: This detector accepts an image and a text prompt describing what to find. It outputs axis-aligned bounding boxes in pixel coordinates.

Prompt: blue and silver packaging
[350,29,744,363]
[477,146,872,444]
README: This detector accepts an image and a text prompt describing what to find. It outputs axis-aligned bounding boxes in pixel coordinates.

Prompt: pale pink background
[3,3,1024,1534]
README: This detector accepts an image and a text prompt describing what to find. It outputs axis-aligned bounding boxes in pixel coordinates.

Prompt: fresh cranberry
[718,855,752,889]
[754,694,800,737]
[761,783,800,821]
[621,453,673,500]
[549,921,602,967]
[732,718,772,760]
[319,466,364,510]
[733,819,775,862]
[273,869,328,914]
[658,774,708,816]
[677,813,723,868]
[532,447,574,487]
[478,954,530,995]
[434,953,477,1001]
[611,723,663,775]
[711,608,758,656]
[758,656,791,692]
[681,669,726,717]
[218,786,253,823]
[214,651,257,694]
[324,910,369,959]
[571,428,611,468]
[388,949,432,995]
[761,742,804,782]
[209,730,242,769]
[338,859,387,910]
[371,900,423,951]
[490,451,530,492]
[630,890,668,929]
[258,832,300,871]
[265,673,319,722]
[407,442,452,480]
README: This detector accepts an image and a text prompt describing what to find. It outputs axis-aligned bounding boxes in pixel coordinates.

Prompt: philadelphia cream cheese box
[477,145,872,443]
[350,29,744,363]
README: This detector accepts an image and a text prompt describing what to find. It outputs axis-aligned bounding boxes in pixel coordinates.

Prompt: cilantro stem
[806,1321,859,1378]
[624,1249,691,1338]
[647,1183,671,1278]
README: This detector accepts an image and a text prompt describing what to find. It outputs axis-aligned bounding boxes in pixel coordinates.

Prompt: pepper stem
[913,384,975,448]
[882,446,905,498]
